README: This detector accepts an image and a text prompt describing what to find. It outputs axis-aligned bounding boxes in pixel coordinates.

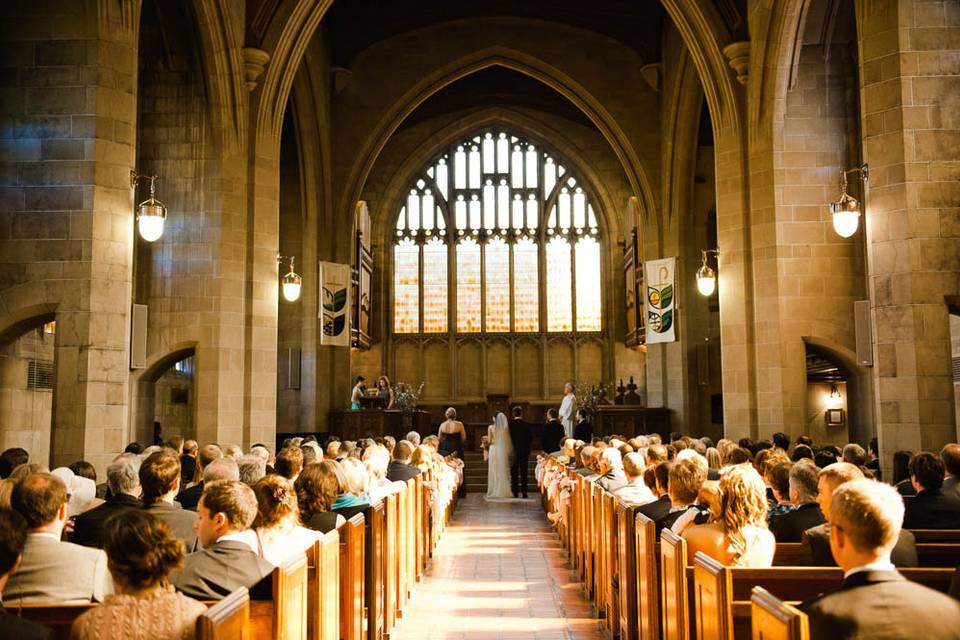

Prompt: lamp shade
[696,263,716,297]
[136,197,166,242]
[281,270,302,302]
[829,192,860,238]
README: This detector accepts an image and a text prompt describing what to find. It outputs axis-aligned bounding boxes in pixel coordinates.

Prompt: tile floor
[391,494,607,640]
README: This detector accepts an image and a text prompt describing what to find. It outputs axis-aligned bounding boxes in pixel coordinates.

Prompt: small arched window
[392,130,602,335]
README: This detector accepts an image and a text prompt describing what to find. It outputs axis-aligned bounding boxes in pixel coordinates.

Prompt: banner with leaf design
[644,257,676,344]
[319,261,351,346]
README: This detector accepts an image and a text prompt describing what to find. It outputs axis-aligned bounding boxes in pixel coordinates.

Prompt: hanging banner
[319,261,351,346]
[644,257,676,344]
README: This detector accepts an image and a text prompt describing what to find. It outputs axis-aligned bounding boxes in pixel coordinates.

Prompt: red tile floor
[391,494,607,640]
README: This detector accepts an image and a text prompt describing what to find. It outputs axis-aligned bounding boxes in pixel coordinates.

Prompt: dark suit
[171,540,273,601]
[177,481,205,511]
[0,604,52,640]
[801,524,918,567]
[769,502,826,542]
[509,418,533,497]
[573,420,592,443]
[72,493,142,548]
[541,419,564,454]
[385,461,420,483]
[180,454,197,487]
[145,501,198,552]
[944,476,960,501]
[803,570,960,639]
[637,495,672,534]
[903,488,960,529]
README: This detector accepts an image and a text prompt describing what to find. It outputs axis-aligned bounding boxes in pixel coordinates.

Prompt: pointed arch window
[392,130,602,335]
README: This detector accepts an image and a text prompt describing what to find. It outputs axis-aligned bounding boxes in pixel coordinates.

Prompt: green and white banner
[644,257,676,344]
[319,261,351,346]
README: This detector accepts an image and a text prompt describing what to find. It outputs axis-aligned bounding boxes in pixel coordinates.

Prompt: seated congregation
[539,434,960,639]
[0,432,462,640]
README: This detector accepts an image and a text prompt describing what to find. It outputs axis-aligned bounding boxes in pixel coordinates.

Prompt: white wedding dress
[486,413,514,499]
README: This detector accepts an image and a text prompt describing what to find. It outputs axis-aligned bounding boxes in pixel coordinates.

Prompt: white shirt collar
[27,532,61,542]
[216,530,258,553]
[843,560,896,579]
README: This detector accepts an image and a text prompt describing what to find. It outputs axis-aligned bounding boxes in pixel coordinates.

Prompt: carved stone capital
[722,41,750,85]
[640,63,662,92]
[242,47,271,92]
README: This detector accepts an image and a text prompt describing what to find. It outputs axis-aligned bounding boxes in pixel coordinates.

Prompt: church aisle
[391,494,604,640]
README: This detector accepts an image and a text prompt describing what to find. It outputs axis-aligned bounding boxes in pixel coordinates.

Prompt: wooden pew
[364,501,386,640]
[910,529,960,543]
[8,602,96,640]
[692,551,958,640]
[592,483,606,614]
[602,491,619,634]
[307,530,340,640]
[634,511,660,640]
[397,481,412,616]
[197,587,251,640]
[774,541,960,567]
[249,553,309,640]
[568,468,581,573]
[582,475,594,596]
[616,500,639,640]
[339,513,366,640]
[416,475,427,582]
[749,587,808,640]
[660,528,694,640]
[384,491,399,631]
[404,478,417,604]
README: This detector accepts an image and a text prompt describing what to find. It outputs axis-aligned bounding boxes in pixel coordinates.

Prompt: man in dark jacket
[636,462,673,532]
[769,462,825,542]
[802,479,960,638]
[0,509,52,639]
[385,440,421,483]
[180,439,198,488]
[140,450,198,552]
[541,409,564,454]
[171,480,272,600]
[508,407,532,498]
[72,454,142,548]
[177,444,224,510]
[800,462,917,566]
[903,452,960,529]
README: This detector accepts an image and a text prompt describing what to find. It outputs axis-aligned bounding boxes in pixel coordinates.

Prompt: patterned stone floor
[391,494,606,640]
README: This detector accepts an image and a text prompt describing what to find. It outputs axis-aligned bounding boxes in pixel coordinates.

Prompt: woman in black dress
[438,407,466,458]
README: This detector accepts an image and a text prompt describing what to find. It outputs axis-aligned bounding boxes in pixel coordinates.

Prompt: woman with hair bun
[252,474,319,566]
[70,510,206,640]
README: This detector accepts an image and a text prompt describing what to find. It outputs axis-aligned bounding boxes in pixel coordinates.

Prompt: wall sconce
[828,383,843,408]
[696,248,719,297]
[130,171,167,242]
[829,163,868,238]
[277,254,302,302]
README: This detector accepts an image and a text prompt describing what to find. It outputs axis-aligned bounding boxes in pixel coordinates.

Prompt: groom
[508,406,532,499]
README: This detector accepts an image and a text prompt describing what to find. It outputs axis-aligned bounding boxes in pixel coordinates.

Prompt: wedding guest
[942,444,960,500]
[574,446,597,477]
[69,511,206,640]
[409,446,432,473]
[251,475,318,566]
[177,444,224,510]
[73,455,142,548]
[386,441,420,483]
[363,446,399,502]
[802,479,960,639]
[50,467,95,518]
[4,473,112,603]
[596,448,628,493]
[274,447,304,483]
[0,448,29,480]
[541,409,565,455]
[376,376,395,409]
[636,462,673,524]
[350,376,366,410]
[705,448,721,471]
[903,452,960,529]
[140,451,198,552]
[892,450,916,496]
[683,464,775,566]
[573,409,592,443]
[437,408,466,458]
[660,457,708,532]
[296,461,346,533]
[180,440,198,488]
[0,508,52,639]
[766,462,796,519]
[769,462,825,542]
[238,455,267,487]
[405,431,421,447]
[613,452,655,506]
[171,480,272,600]
[332,458,371,521]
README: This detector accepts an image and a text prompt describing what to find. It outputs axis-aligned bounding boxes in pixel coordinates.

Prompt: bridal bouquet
[480,435,490,461]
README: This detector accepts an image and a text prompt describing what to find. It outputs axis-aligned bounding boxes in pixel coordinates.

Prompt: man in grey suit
[3,473,112,603]
[939,443,960,500]
[802,479,960,638]
[170,480,272,601]
[140,450,198,552]
[801,462,917,567]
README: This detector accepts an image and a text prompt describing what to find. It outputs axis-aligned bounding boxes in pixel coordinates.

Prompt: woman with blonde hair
[409,446,433,473]
[705,447,721,470]
[331,457,371,520]
[363,445,399,501]
[251,475,319,566]
[682,464,775,566]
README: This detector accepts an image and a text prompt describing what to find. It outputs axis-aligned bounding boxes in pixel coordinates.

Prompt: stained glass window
[456,239,481,332]
[484,238,510,332]
[392,130,602,336]
[422,238,448,333]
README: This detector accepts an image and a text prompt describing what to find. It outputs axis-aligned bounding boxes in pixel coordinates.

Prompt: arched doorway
[133,346,197,446]
[0,314,57,466]
[803,338,873,447]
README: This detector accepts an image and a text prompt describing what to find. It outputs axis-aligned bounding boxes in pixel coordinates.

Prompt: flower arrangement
[393,381,424,413]
[574,381,612,417]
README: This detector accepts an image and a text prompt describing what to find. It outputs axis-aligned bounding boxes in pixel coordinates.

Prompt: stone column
[0,0,140,470]
[857,0,960,467]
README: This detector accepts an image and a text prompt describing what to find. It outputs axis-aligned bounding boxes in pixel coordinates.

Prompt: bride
[485,412,514,499]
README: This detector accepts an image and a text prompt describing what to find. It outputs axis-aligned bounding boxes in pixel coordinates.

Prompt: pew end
[197,587,251,640]
[749,587,809,640]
